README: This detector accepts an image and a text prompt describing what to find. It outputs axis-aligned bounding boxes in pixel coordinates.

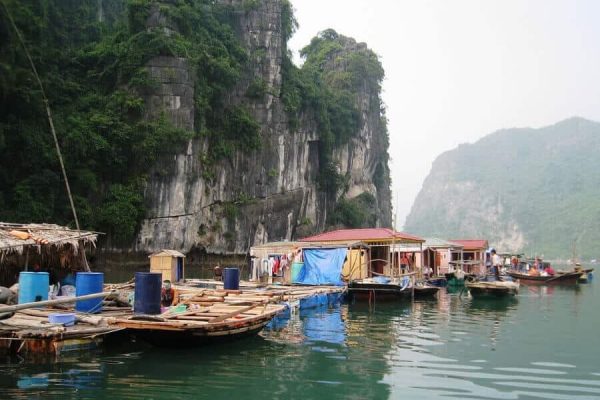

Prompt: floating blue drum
[223,267,240,290]
[134,272,162,315]
[75,272,104,313]
[18,271,49,304]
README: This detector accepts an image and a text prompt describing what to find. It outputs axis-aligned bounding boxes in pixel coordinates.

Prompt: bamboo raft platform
[102,284,345,347]
[0,284,346,354]
[0,308,124,357]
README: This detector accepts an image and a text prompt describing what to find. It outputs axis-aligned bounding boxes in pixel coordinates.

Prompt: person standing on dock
[400,253,410,274]
[490,249,502,279]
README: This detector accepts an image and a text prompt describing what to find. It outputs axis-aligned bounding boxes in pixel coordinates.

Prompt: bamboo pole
[0,291,115,313]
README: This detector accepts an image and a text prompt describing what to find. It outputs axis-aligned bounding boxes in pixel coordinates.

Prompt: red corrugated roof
[300,228,424,243]
[450,239,489,250]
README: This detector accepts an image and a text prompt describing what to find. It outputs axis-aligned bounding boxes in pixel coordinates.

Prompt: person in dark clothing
[161,280,177,307]
[214,264,222,281]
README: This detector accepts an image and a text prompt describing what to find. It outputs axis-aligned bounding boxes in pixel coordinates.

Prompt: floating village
[0,222,593,358]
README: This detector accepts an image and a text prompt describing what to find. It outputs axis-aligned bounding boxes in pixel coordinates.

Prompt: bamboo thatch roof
[0,222,98,257]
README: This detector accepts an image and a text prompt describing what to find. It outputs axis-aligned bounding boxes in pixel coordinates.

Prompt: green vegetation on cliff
[0,0,252,242]
[281,28,386,201]
[0,1,388,243]
[404,118,600,259]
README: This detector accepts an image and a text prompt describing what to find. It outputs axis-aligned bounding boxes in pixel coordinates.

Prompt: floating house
[419,238,465,276]
[249,240,368,284]
[149,249,186,282]
[0,222,98,287]
[300,228,425,280]
[449,239,489,275]
[249,241,302,283]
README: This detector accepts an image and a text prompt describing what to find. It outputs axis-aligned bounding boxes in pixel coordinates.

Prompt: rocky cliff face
[135,0,391,254]
[404,118,600,259]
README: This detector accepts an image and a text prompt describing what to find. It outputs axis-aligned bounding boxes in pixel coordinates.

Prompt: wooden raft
[107,288,286,338]
[106,285,344,339]
[0,308,121,356]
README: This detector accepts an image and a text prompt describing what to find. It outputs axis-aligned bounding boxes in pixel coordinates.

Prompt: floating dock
[0,283,347,355]
[0,308,122,357]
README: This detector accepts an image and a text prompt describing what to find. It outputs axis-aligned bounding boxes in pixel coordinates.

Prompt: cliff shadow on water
[92,248,247,283]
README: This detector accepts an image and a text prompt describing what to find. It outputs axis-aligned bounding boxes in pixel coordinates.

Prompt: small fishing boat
[347,276,439,301]
[506,271,581,285]
[465,280,519,298]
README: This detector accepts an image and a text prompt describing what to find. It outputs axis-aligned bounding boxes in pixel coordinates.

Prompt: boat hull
[348,282,439,301]
[426,277,448,287]
[465,281,519,298]
[507,271,580,285]
[127,319,271,347]
[111,304,286,348]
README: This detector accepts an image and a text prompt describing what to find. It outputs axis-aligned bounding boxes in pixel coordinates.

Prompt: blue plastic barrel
[18,272,49,304]
[223,267,240,290]
[134,272,162,315]
[75,272,104,313]
[291,262,304,283]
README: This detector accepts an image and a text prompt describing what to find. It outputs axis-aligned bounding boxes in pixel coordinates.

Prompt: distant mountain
[404,117,600,260]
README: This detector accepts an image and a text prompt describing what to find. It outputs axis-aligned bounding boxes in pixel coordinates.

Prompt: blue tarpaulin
[296,248,347,286]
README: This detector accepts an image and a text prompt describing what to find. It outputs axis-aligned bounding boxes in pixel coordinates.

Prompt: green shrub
[329,192,378,228]
[246,78,268,99]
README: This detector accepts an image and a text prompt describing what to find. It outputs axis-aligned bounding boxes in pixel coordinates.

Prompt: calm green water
[1,282,599,399]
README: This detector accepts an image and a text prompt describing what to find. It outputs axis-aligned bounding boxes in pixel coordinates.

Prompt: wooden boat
[506,270,581,285]
[465,280,519,298]
[104,285,346,347]
[347,277,439,301]
[109,302,285,347]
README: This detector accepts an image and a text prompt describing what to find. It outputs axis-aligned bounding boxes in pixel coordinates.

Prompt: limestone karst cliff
[136,0,392,254]
[404,117,600,259]
[0,0,391,256]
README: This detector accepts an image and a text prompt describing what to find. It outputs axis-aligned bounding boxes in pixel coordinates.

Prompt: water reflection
[0,356,106,398]
[1,286,600,399]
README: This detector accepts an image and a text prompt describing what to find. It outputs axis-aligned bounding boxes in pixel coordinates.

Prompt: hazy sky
[288,0,600,229]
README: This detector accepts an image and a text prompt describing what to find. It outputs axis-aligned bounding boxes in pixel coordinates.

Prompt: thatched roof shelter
[0,223,99,286]
[0,223,98,257]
